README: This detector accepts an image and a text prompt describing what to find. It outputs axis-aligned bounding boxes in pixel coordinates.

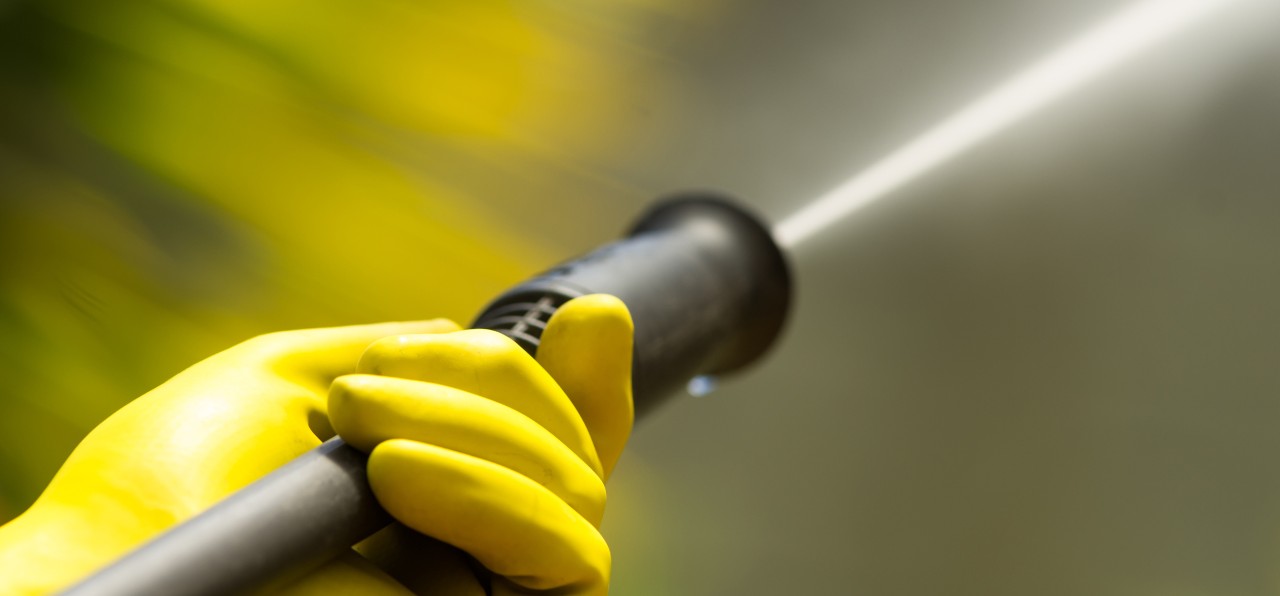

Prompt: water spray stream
[773,0,1249,250]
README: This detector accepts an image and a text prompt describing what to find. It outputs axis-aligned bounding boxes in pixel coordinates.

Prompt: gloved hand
[0,295,634,596]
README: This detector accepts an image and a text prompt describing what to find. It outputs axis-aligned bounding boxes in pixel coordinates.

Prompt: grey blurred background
[4,0,1280,594]
[595,1,1280,594]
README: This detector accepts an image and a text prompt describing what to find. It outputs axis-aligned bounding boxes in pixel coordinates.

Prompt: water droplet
[687,375,718,397]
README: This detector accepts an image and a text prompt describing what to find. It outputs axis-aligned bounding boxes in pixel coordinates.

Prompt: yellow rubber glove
[0,295,634,595]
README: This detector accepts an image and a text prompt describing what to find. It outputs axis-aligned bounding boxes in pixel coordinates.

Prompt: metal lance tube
[61,193,791,596]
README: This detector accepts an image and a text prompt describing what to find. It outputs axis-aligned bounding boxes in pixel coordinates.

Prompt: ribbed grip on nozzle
[470,294,572,354]
[472,192,791,416]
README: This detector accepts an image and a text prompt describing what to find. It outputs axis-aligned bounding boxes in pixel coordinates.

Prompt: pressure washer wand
[61,193,791,596]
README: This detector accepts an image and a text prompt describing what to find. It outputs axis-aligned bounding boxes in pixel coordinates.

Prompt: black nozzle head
[628,191,792,378]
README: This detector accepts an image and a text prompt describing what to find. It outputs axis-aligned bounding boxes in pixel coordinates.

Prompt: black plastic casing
[473,192,791,415]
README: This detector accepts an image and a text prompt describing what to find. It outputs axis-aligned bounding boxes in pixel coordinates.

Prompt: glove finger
[358,330,602,476]
[367,439,610,594]
[536,294,634,480]
[234,319,460,390]
[330,374,606,524]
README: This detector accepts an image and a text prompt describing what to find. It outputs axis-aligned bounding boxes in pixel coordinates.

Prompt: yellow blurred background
[0,5,707,592]
[0,0,651,506]
[1,2,725,591]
